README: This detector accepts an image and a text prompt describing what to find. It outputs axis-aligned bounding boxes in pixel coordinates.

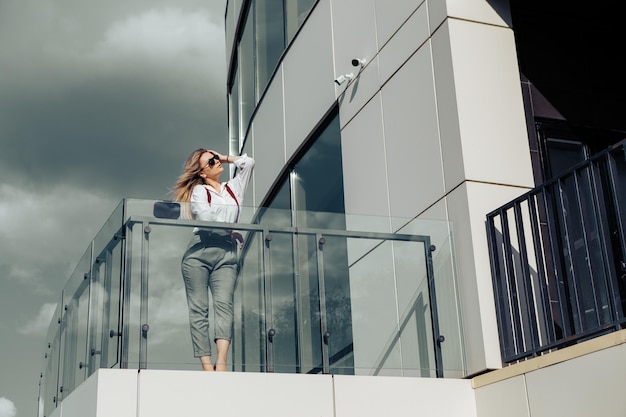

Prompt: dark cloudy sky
[0,1,227,415]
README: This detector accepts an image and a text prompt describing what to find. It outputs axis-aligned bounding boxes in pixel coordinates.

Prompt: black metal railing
[486,139,626,363]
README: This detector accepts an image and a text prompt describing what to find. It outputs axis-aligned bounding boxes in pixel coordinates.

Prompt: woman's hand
[231,231,244,249]
[206,150,226,162]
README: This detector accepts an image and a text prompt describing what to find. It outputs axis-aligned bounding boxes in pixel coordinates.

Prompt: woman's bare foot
[215,362,227,372]
[202,362,215,371]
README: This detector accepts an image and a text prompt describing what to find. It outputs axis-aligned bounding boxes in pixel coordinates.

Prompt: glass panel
[255,0,285,96]
[285,0,316,42]
[393,240,436,377]
[258,179,291,226]
[426,223,465,377]
[107,243,123,367]
[39,197,465,405]
[341,236,438,376]
[345,239,400,375]
[88,256,107,374]
[42,301,62,417]
[229,64,241,155]
[546,138,586,178]
[292,112,344,226]
[295,234,322,373]
[239,9,255,139]
[92,200,124,258]
[267,232,298,373]
[59,245,92,399]
[124,222,143,368]
[88,240,122,375]
[144,224,207,370]
[236,231,266,371]
[322,235,354,374]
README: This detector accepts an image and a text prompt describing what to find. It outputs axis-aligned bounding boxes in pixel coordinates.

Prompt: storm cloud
[0,1,228,415]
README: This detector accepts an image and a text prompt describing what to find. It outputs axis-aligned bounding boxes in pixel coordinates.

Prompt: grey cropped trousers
[181,233,238,358]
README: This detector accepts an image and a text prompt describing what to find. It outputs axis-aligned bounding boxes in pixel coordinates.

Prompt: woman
[174,149,255,371]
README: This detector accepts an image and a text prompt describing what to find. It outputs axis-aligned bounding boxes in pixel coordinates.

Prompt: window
[262,110,344,222]
[228,0,318,148]
[239,10,255,140]
[254,109,353,374]
[255,0,285,95]
[285,0,316,42]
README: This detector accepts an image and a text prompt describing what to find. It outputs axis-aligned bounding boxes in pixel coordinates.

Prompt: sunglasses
[202,153,220,169]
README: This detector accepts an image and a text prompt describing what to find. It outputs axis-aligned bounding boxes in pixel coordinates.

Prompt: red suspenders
[204,184,240,221]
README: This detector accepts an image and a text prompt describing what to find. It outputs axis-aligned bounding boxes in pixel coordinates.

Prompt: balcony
[38,200,465,416]
[487,139,626,363]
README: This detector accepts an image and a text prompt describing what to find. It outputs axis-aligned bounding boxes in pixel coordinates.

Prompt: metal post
[139,222,150,369]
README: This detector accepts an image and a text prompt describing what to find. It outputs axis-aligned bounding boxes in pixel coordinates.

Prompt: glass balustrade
[38,198,464,414]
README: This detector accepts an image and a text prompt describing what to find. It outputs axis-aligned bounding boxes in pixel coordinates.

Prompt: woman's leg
[181,253,213,368]
[200,355,214,371]
[215,339,230,371]
[209,251,238,371]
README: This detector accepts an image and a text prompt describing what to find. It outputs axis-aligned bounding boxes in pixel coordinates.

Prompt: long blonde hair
[173,149,207,219]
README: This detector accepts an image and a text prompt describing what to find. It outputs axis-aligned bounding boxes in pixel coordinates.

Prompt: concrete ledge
[472,329,626,388]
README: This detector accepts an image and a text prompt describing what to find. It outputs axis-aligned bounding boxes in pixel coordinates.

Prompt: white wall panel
[444,19,533,188]
[137,370,334,417]
[475,375,530,417]
[53,374,98,417]
[378,2,430,85]
[337,54,381,127]
[57,369,138,417]
[341,93,390,218]
[331,0,378,100]
[432,20,533,192]
[334,375,476,417]
[381,42,445,218]
[525,343,626,417]
[401,200,468,378]
[428,0,511,31]
[283,0,336,159]
[374,0,425,47]
[251,67,286,205]
[447,181,532,374]
[431,21,464,191]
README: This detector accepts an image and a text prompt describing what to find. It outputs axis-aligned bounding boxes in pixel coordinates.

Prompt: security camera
[334,73,353,85]
[351,58,366,67]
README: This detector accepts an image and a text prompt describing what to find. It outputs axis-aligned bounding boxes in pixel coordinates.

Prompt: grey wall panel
[374,0,426,48]
[377,0,430,85]
[381,41,445,218]
[341,93,390,217]
[250,68,287,206]
[283,0,335,159]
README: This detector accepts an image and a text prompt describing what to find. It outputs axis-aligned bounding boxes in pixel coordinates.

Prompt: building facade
[225,0,626,377]
[226,0,533,376]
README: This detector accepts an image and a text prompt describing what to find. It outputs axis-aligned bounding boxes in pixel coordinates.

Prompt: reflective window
[228,0,318,146]
[251,109,347,374]
[229,63,240,153]
[239,10,255,139]
[262,109,344,220]
[292,112,345,228]
[285,0,316,42]
[255,0,285,95]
